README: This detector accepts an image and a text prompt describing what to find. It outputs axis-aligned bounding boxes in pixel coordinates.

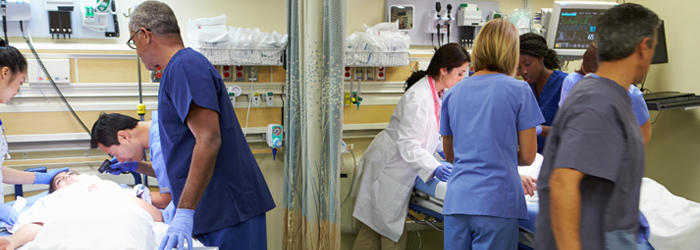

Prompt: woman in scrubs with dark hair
[517,33,567,153]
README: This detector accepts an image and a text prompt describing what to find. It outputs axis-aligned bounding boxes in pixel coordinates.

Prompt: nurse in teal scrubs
[517,33,567,153]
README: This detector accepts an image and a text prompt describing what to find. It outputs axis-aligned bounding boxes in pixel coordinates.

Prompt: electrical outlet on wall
[376,67,386,81]
[252,92,261,106]
[344,67,352,81]
[221,65,234,82]
[234,66,245,82]
[354,67,363,81]
[365,67,376,81]
[151,65,163,82]
[247,66,258,82]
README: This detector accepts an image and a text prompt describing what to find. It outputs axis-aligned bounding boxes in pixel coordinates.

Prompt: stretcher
[0,167,218,250]
[409,157,656,250]
[408,171,538,250]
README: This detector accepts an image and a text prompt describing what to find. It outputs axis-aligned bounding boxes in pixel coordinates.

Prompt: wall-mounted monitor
[652,20,668,64]
[545,1,617,57]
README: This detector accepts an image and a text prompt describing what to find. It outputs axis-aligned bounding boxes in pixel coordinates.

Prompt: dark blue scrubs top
[158,48,275,235]
[529,70,567,153]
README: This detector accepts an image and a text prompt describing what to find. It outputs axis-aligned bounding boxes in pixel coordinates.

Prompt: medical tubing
[243,80,252,136]
[137,58,143,104]
[20,21,91,134]
[23,27,48,99]
[1,0,7,44]
[340,148,357,208]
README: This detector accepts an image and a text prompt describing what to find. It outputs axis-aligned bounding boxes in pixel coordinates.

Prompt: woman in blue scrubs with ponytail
[517,33,567,153]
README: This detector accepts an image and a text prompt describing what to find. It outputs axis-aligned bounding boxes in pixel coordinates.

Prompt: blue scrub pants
[194,214,267,250]
[444,214,518,250]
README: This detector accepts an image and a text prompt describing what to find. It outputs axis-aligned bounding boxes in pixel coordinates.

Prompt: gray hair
[128,1,181,37]
[595,3,660,62]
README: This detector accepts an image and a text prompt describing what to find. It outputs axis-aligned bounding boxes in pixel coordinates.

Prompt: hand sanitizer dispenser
[266,124,283,160]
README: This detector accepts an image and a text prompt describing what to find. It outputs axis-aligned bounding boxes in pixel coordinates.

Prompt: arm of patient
[0,223,43,249]
[150,192,172,210]
[131,195,163,222]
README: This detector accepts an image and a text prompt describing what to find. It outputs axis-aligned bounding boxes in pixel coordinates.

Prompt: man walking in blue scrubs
[127,2,276,249]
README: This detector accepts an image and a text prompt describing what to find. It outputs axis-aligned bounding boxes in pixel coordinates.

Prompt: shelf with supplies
[644,92,700,111]
[345,51,411,67]
[195,47,285,66]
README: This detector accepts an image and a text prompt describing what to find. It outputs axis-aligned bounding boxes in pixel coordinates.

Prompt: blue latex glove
[0,204,18,227]
[162,201,176,224]
[107,157,138,175]
[437,151,446,159]
[434,164,453,182]
[638,211,650,243]
[33,167,69,185]
[159,208,194,250]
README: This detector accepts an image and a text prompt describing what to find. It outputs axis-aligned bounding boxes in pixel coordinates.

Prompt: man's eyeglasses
[126,28,150,50]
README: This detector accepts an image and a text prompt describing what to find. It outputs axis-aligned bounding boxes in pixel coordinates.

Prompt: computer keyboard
[646,95,700,110]
[657,95,700,104]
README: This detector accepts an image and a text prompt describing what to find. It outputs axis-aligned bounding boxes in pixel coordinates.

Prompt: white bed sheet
[8,175,206,250]
[639,177,700,250]
[515,154,700,249]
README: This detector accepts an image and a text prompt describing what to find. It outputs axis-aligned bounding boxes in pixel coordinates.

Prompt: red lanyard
[428,76,440,131]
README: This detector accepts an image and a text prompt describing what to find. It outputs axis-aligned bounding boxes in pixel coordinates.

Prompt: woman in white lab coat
[352,43,470,250]
[0,39,69,228]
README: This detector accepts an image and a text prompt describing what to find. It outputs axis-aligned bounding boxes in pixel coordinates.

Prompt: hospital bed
[408,156,656,250]
[1,167,217,250]
[408,168,538,250]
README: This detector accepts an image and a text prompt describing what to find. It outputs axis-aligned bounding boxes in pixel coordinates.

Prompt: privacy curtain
[283,0,345,249]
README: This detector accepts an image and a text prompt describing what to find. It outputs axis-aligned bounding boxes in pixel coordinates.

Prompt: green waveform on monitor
[561,15,593,25]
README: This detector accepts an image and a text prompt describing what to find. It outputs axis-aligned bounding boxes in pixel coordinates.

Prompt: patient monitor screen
[553,8,606,49]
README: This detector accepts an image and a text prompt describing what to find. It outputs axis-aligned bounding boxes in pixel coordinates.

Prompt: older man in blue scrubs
[127,2,275,250]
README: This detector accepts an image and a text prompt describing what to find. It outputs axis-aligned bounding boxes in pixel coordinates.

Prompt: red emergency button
[378,72,384,77]
[237,72,243,78]
[345,72,351,78]
[224,66,230,71]
[236,66,243,70]
[224,73,230,78]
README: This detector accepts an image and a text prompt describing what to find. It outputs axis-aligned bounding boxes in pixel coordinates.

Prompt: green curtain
[283,0,345,249]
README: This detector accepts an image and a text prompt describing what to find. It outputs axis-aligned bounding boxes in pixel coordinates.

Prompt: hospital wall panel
[622,0,700,202]
[76,59,154,84]
[346,0,557,35]
[1,108,282,136]
[344,105,395,124]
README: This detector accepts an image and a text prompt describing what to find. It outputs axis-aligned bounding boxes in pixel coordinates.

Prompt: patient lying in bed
[0,172,163,250]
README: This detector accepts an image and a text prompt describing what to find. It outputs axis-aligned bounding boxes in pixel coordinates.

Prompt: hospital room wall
[552,0,700,202]
[624,0,700,202]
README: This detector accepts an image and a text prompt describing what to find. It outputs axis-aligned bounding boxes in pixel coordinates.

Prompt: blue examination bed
[409,174,538,249]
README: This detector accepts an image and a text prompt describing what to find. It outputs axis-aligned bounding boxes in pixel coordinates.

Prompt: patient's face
[52,171,79,191]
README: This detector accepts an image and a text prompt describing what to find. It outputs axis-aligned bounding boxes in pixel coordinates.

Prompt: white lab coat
[352,76,442,242]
